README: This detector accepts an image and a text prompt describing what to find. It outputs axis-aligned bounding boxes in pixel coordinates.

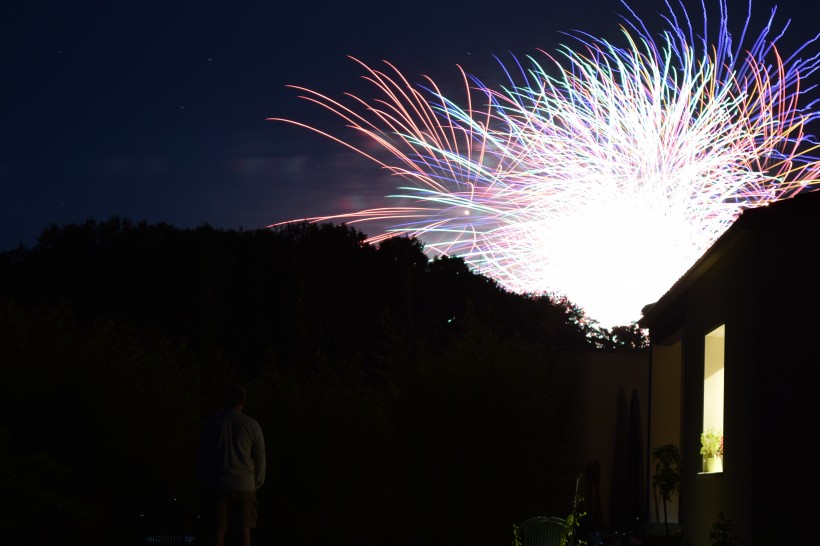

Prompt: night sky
[2,0,817,251]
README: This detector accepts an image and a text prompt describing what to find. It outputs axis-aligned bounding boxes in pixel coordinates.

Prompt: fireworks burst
[269,0,820,328]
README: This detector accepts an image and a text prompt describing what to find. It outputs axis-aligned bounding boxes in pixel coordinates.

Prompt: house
[638,189,820,546]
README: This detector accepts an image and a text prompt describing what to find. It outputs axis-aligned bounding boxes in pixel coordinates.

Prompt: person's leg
[240,526,252,546]
[237,491,258,546]
[213,492,230,546]
[214,525,228,546]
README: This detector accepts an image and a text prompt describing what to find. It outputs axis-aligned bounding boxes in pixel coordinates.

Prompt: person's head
[224,384,246,410]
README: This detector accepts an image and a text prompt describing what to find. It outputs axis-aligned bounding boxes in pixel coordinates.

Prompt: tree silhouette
[0,217,642,546]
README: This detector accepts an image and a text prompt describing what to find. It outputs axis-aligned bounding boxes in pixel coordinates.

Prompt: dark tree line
[0,217,647,546]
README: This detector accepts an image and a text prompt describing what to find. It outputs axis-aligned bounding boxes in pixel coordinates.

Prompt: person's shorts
[211,490,258,529]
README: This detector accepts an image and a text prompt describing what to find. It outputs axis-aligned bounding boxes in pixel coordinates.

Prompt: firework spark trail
[269,0,820,328]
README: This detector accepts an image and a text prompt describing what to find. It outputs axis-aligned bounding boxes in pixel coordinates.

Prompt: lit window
[702,324,724,473]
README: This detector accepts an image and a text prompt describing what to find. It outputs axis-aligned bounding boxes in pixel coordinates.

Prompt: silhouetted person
[198,385,266,546]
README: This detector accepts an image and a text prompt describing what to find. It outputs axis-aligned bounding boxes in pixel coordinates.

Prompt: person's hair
[224,384,246,408]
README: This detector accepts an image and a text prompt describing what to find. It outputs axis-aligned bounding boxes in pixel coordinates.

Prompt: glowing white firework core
[271,0,820,328]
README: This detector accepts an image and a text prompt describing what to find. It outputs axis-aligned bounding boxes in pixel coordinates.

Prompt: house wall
[745,229,820,546]
[677,232,755,546]
[648,340,682,524]
[551,347,650,533]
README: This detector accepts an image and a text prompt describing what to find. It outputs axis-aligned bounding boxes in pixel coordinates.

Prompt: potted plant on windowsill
[700,428,723,472]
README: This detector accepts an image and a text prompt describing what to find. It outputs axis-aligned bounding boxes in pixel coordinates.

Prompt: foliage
[0,218,625,546]
[709,511,740,546]
[560,474,588,546]
[512,524,522,546]
[595,323,651,349]
[651,444,681,503]
[700,429,724,458]
[651,444,681,537]
[0,428,95,546]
